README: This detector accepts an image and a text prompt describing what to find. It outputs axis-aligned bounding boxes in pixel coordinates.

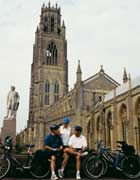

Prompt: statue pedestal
[1,118,16,145]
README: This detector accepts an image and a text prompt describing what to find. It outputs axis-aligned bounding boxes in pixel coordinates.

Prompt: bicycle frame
[1,143,34,172]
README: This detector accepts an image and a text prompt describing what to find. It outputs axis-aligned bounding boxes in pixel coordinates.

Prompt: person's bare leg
[76,155,80,171]
[65,148,79,156]
[51,155,56,173]
[61,152,69,169]
[76,156,81,179]
[58,152,69,178]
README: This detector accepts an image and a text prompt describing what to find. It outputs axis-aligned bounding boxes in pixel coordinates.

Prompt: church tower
[28,2,68,127]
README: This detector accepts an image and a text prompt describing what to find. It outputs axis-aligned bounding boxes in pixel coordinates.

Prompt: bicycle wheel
[101,158,108,176]
[121,155,140,179]
[85,156,105,178]
[0,157,10,179]
[30,158,50,178]
[82,155,94,176]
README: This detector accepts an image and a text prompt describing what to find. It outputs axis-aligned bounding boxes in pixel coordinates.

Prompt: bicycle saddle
[26,144,35,148]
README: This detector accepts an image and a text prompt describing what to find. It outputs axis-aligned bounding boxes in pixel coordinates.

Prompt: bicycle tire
[0,157,10,179]
[101,158,108,176]
[82,155,94,176]
[85,156,105,178]
[30,158,50,179]
[121,155,140,179]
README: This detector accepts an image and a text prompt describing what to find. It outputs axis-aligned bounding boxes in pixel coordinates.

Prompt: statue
[4,86,20,119]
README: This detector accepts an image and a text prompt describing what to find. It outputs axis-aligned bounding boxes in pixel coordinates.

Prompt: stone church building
[17,2,140,154]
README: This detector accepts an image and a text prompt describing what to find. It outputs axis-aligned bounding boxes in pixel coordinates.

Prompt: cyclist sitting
[65,125,88,179]
[44,124,63,180]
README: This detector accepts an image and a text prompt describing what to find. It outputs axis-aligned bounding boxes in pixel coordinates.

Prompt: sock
[52,171,55,175]
[61,167,64,172]
[77,170,80,174]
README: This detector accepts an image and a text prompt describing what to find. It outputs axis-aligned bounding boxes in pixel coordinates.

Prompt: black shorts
[47,150,63,158]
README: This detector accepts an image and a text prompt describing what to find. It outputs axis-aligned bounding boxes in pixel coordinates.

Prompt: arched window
[45,81,50,105]
[46,42,57,66]
[54,81,59,103]
[51,16,54,32]
[135,97,140,153]
[138,118,140,151]
[107,111,112,147]
[43,16,48,32]
[96,116,101,140]
[120,104,127,141]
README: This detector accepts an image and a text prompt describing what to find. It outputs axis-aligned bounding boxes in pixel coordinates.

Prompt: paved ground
[2,179,135,180]
[3,177,140,180]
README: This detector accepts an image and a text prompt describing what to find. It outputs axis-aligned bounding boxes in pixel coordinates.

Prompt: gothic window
[43,16,48,32]
[135,98,140,151]
[43,26,48,32]
[97,116,100,131]
[138,118,140,149]
[96,116,101,140]
[45,95,49,105]
[107,111,112,147]
[120,104,127,141]
[45,81,50,93]
[46,42,57,66]
[45,81,50,105]
[39,83,43,106]
[54,81,59,103]
[45,17,48,22]
[51,16,54,32]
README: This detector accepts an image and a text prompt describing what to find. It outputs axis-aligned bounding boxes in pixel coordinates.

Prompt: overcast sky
[0,0,140,133]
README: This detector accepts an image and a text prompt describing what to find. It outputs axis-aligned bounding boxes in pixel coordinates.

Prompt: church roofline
[104,75,140,103]
[83,71,120,86]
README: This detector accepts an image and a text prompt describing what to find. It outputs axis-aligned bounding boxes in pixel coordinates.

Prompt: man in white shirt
[58,117,71,178]
[65,125,88,180]
[59,117,71,147]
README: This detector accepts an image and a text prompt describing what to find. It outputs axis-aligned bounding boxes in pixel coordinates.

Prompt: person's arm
[70,127,73,136]
[81,136,87,152]
[44,135,54,151]
[58,136,63,150]
[68,136,74,149]
[45,145,54,151]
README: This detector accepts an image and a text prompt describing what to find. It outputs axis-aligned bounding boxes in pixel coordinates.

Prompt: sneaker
[51,174,59,180]
[58,169,64,178]
[76,172,81,179]
[78,151,88,157]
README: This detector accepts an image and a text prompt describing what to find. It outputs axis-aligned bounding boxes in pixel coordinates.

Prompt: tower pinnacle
[123,67,128,83]
[76,60,82,82]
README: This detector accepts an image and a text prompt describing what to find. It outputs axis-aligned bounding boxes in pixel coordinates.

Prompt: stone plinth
[1,118,16,145]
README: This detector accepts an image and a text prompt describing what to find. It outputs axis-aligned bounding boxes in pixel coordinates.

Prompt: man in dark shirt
[44,124,63,180]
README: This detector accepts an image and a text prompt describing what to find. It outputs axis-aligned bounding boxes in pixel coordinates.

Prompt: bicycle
[30,148,64,179]
[0,141,35,179]
[84,140,108,179]
[85,140,140,179]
